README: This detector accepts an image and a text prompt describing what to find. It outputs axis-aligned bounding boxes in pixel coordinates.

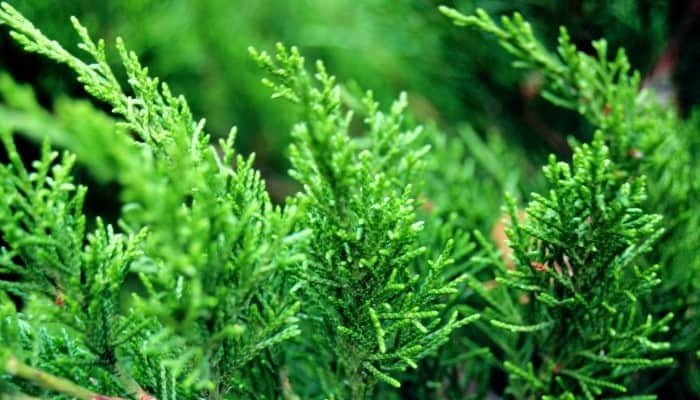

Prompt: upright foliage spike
[465,132,673,398]
[250,44,478,398]
[0,129,149,397]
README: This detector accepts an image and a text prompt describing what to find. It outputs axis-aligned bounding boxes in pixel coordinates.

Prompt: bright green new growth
[0,132,146,397]
[0,2,309,398]
[0,3,476,399]
[250,44,478,399]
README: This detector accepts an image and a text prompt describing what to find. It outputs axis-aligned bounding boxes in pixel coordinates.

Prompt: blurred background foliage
[2,0,697,211]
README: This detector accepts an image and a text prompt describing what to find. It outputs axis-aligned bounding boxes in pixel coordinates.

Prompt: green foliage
[0,0,472,173]
[502,134,671,398]
[2,1,675,185]
[0,1,698,399]
[0,71,134,184]
[0,129,143,397]
[0,2,309,398]
[250,44,478,399]
[441,5,700,398]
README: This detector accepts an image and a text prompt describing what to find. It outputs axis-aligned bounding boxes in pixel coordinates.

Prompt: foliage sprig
[250,44,479,399]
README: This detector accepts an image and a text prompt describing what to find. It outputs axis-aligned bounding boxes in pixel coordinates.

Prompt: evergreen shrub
[0,2,698,399]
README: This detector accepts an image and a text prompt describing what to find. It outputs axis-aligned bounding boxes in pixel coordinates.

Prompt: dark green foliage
[250,44,478,399]
[502,134,672,398]
[441,5,700,398]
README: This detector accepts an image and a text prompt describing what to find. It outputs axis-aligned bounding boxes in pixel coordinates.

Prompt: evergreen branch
[3,355,125,400]
[251,43,477,398]
[0,393,41,400]
[559,369,627,393]
[578,351,673,368]
[0,3,310,396]
[490,319,553,333]
[438,13,700,383]
[0,2,693,399]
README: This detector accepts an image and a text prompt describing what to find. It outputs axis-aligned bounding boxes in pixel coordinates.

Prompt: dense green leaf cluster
[250,44,478,398]
[501,134,672,398]
[439,5,700,399]
[0,3,309,398]
[0,2,698,399]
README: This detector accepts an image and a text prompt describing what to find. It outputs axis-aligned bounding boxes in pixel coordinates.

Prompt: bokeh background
[2,0,698,211]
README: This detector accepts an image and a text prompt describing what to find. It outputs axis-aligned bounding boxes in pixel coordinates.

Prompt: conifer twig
[115,362,157,400]
[0,393,41,400]
[3,356,125,400]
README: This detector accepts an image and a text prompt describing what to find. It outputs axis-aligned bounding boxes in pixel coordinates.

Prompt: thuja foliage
[249,45,478,398]
[438,5,700,399]
[0,2,310,399]
[0,2,475,399]
[484,133,671,399]
[0,1,698,399]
